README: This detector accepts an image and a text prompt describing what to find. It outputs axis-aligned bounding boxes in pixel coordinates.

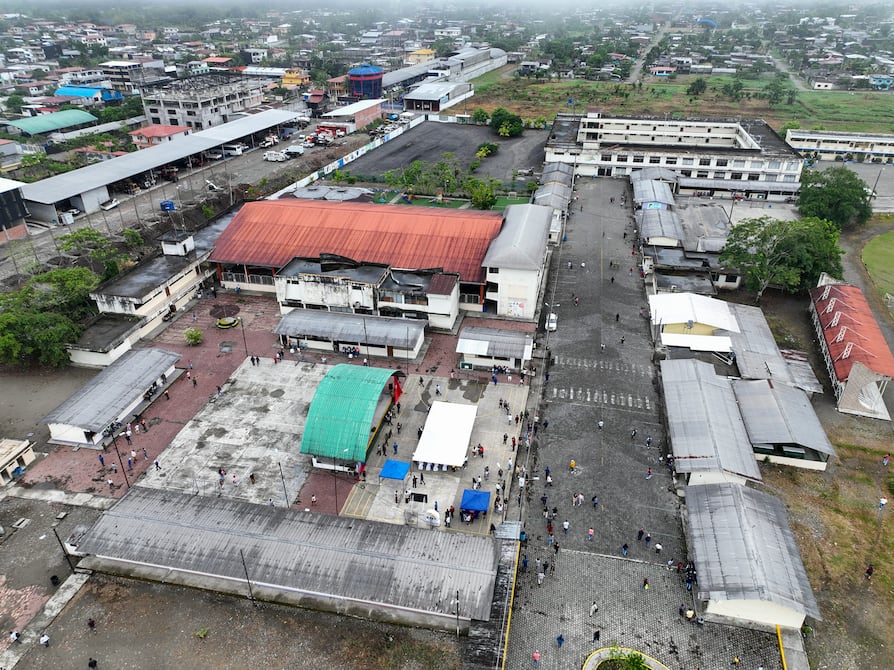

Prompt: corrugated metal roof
[639,209,683,242]
[211,200,503,283]
[274,311,426,348]
[7,109,97,135]
[21,109,298,204]
[300,364,400,461]
[660,359,761,480]
[77,488,498,622]
[481,204,551,270]
[809,283,894,382]
[457,326,534,360]
[687,483,820,620]
[629,167,679,183]
[726,303,795,385]
[633,179,675,205]
[43,349,180,432]
[732,379,835,456]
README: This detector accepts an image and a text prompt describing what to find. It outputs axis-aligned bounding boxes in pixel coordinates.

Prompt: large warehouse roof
[21,109,299,204]
[42,348,180,432]
[77,488,498,622]
[210,200,504,283]
[732,379,835,456]
[809,282,894,382]
[301,364,399,462]
[687,483,821,621]
[660,359,760,481]
[7,109,98,135]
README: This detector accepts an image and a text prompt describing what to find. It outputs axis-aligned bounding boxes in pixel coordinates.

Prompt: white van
[222,144,244,157]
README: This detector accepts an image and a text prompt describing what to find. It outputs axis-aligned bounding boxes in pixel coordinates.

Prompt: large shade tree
[719,216,843,303]
[798,166,873,229]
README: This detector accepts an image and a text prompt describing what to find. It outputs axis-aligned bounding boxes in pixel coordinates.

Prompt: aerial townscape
[1,0,893,668]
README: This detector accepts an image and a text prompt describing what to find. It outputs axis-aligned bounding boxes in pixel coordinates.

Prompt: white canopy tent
[412,402,477,468]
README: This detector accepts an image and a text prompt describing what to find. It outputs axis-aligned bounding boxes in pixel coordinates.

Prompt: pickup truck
[284,144,305,158]
[100,198,120,211]
[263,151,288,162]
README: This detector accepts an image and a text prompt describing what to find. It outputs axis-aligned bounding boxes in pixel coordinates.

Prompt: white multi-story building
[785,128,894,163]
[546,113,803,200]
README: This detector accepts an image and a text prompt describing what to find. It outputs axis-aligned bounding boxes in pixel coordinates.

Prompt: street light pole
[106,427,130,488]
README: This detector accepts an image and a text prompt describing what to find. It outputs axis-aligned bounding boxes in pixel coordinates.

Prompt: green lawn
[492,196,530,210]
[862,225,894,297]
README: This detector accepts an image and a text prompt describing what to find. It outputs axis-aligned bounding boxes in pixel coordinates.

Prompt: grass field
[492,196,531,209]
[470,72,894,134]
[861,220,894,298]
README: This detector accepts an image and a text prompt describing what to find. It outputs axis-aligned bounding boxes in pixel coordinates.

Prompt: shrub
[184,327,203,346]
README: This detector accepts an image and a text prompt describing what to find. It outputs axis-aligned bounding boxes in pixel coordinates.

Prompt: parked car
[546,313,558,332]
[284,144,305,158]
[263,151,288,162]
[204,151,224,160]
[259,135,279,148]
[100,198,120,211]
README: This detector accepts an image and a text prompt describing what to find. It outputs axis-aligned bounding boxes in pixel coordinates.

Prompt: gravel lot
[346,123,548,185]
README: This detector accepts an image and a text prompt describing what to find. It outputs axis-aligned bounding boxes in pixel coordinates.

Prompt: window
[682,158,694,166]
[748,173,760,181]
[680,170,692,177]
[633,155,644,163]
[665,157,677,165]
[649,156,661,164]
[733,160,746,168]
[716,159,728,167]
[731,172,743,180]
[768,160,781,169]
[489,267,499,274]
[783,174,796,182]
[699,158,711,166]
[616,155,628,162]
[601,154,612,161]
[696,171,709,178]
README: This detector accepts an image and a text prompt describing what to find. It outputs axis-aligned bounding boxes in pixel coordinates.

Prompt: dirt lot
[345,122,548,185]
[11,574,461,670]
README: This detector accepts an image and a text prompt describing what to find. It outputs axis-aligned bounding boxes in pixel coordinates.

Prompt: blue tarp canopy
[380,460,410,481]
[461,489,491,512]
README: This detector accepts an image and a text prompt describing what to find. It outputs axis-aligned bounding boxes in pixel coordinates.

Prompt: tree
[57,228,124,272]
[5,94,25,114]
[489,108,523,137]
[184,327,203,346]
[798,166,873,229]
[471,108,489,124]
[0,310,81,367]
[719,216,843,302]
[686,78,708,97]
[465,178,498,210]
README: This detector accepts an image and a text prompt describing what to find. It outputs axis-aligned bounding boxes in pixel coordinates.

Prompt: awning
[461,489,491,512]
[380,460,410,481]
[412,402,477,467]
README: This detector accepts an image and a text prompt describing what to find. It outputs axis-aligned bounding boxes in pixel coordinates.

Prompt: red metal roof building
[809,281,894,420]
[209,200,504,285]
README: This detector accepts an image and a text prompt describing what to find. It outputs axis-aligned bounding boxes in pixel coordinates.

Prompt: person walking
[655,542,663,555]
[644,532,651,546]
[98,454,105,468]
[39,633,50,646]
[884,453,890,466]
[642,578,649,590]
[532,650,541,667]
[88,659,98,669]
[866,563,875,580]
[621,543,629,556]
[587,528,594,541]
[637,527,644,541]
[537,570,545,586]
[556,634,565,648]
[589,601,599,616]
[562,519,569,535]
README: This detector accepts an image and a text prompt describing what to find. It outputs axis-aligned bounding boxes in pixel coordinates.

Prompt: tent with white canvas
[412,401,477,469]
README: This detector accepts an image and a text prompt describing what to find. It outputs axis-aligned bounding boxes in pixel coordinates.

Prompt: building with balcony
[786,128,894,163]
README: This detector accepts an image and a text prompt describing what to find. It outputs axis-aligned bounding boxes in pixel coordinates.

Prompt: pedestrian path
[548,386,654,411]
[551,356,653,378]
